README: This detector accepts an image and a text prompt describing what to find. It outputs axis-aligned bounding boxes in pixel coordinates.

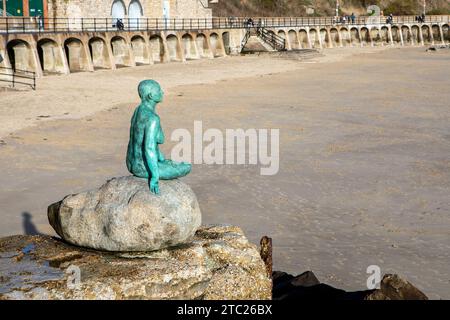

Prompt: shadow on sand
[22,211,44,236]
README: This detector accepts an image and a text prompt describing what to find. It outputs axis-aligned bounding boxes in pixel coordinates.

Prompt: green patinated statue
[127,80,191,194]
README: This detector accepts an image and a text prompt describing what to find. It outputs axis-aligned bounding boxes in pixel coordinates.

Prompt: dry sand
[0,46,449,299]
[0,47,381,139]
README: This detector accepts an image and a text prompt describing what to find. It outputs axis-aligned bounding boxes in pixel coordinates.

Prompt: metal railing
[248,15,450,27]
[0,66,36,90]
[0,15,449,34]
[241,28,251,49]
[0,17,215,33]
[257,27,286,51]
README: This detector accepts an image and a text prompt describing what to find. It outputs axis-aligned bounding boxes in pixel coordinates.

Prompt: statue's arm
[126,109,139,170]
[144,119,160,194]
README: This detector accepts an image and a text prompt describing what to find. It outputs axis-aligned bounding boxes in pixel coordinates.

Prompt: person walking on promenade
[386,14,393,25]
[116,19,125,31]
[37,14,44,31]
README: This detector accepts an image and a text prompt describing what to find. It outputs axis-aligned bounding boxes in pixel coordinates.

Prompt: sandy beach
[0,47,385,139]
[0,46,449,299]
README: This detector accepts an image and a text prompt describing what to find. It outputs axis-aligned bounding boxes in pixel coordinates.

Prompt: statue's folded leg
[131,167,149,179]
[158,160,192,180]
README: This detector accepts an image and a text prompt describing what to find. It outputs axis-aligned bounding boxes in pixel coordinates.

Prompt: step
[242,35,276,53]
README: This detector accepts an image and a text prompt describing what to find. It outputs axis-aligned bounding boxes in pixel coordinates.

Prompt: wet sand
[0,47,449,299]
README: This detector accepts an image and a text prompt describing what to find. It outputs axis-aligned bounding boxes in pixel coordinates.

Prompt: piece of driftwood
[260,236,273,278]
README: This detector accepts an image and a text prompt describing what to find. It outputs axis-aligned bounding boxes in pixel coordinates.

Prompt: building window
[29,0,44,17]
[129,0,143,29]
[6,0,24,16]
[111,0,126,24]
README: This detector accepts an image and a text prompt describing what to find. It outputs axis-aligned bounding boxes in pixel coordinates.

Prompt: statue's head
[138,80,164,103]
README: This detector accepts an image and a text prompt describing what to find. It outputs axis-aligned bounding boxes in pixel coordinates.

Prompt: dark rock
[274,271,429,300]
[290,271,320,287]
[366,274,428,300]
[272,271,294,284]
[273,270,323,300]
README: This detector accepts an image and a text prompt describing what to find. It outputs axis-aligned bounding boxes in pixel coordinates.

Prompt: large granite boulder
[0,226,271,300]
[48,176,201,252]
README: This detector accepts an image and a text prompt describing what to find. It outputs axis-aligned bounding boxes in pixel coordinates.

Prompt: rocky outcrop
[48,176,202,252]
[272,271,428,300]
[365,274,428,300]
[0,225,271,300]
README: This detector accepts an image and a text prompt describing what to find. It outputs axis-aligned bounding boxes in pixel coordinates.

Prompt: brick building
[1,1,212,19]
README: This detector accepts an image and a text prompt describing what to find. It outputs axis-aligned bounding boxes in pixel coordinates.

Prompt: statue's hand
[149,177,160,195]
[157,149,165,162]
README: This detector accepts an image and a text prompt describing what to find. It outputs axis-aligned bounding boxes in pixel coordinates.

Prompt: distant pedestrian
[351,13,356,24]
[228,16,235,27]
[37,14,44,31]
[116,19,124,31]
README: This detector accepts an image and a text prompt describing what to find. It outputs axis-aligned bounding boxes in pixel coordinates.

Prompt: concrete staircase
[241,27,286,53]
[242,34,277,52]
